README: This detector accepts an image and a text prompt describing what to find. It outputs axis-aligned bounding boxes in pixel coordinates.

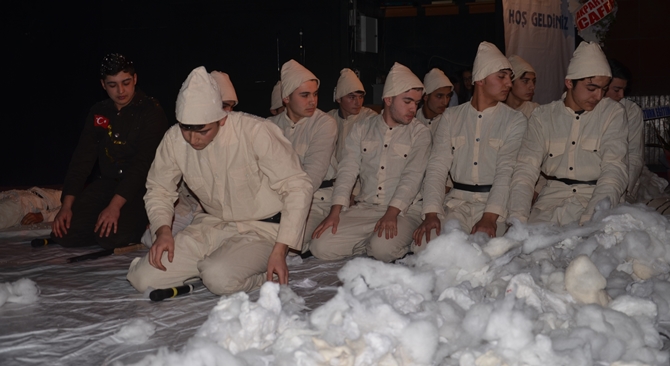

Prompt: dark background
[2,0,667,188]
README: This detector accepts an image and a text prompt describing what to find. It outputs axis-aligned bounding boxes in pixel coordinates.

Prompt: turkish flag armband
[94,114,110,129]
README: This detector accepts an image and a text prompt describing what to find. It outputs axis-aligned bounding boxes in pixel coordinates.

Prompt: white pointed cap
[210,71,238,106]
[472,41,512,83]
[382,62,424,98]
[565,41,611,80]
[176,66,226,125]
[508,55,536,81]
[270,81,283,110]
[423,68,453,95]
[334,68,365,101]
[280,59,320,98]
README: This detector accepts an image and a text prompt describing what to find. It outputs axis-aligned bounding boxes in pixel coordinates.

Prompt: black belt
[259,212,282,224]
[543,173,597,186]
[452,182,492,193]
[319,179,336,189]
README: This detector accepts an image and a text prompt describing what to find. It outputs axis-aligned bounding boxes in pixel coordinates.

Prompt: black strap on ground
[65,243,145,263]
[66,249,114,263]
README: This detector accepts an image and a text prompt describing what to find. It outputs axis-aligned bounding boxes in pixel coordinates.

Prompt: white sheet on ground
[1,203,670,365]
[0,221,52,240]
[0,234,346,365]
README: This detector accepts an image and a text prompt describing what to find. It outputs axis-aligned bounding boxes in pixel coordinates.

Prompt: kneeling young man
[329,68,378,164]
[414,42,527,250]
[417,68,453,135]
[52,54,168,249]
[310,63,431,262]
[127,67,312,295]
[605,58,644,203]
[508,42,628,226]
[504,55,539,119]
[269,60,338,251]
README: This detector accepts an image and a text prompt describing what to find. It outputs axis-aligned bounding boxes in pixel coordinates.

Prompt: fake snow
[113,319,157,345]
[0,278,39,307]
[121,203,670,365]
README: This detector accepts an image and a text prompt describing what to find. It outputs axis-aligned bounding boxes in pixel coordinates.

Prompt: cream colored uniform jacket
[269,109,337,193]
[328,107,378,164]
[144,112,312,250]
[508,98,628,225]
[415,108,442,135]
[333,114,432,213]
[621,98,645,201]
[422,102,527,223]
[517,101,540,119]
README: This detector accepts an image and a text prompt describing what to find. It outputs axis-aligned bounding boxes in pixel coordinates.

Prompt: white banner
[503,0,575,104]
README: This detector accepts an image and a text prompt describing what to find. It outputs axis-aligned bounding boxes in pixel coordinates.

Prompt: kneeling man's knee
[309,238,343,261]
[200,266,257,295]
[127,257,152,292]
[367,239,409,263]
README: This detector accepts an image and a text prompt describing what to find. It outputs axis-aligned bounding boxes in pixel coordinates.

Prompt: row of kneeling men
[129,40,641,295]
[50,44,642,296]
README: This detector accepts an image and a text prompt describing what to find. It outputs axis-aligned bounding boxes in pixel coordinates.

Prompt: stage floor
[0,226,347,365]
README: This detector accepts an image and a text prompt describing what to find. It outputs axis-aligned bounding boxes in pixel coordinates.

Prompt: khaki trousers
[530,181,595,225]
[411,199,507,254]
[302,187,333,252]
[127,213,278,295]
[309,203,422,262]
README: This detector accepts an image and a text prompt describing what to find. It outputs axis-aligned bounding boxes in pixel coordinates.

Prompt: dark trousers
[51,179,148,249]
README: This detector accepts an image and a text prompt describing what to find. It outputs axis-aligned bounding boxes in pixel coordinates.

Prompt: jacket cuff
[276,229,303,251]
[507,214,528,225]
[421,204,444,216]
[150,217,173,235]
[483,204,505,218]
[389,198,409,213]
[332,196,350,207]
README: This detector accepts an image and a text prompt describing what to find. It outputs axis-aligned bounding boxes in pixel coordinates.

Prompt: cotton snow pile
[0,278,39,307]
[113,318,157,345]
[122,203,670,366]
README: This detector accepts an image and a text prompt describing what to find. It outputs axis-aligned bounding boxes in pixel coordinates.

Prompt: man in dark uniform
[51,54,169,249]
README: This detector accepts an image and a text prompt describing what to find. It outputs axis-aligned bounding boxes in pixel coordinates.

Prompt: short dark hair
[178,123,207,131]
[571,78,586,86]
[607,58,632,81]
[515,71,532,81]
[100,53,135,80]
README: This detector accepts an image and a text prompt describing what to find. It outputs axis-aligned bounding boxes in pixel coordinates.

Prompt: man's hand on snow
[413,212,441,246]
[471,212,499,238]
[267,242,289,284]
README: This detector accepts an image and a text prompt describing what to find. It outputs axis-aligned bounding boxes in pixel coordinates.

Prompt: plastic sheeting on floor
[0,229,347,365]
